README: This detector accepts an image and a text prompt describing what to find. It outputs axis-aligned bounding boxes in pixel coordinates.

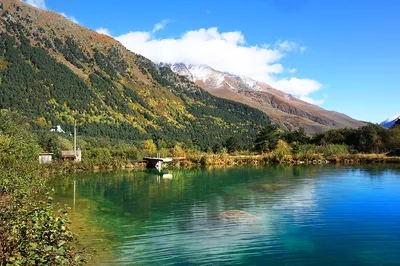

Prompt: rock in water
[219,210,258,223]
[250,183,287,193]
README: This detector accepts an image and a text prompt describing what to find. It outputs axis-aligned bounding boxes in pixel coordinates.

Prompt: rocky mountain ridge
[164,62,365,133]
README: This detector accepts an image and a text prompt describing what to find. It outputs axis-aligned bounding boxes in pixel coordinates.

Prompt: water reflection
[52,165,400,265]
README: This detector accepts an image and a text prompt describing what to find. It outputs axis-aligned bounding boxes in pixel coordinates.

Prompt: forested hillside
[0,0,271,150]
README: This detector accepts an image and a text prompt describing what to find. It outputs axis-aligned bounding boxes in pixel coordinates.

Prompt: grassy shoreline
[43,153,400,174]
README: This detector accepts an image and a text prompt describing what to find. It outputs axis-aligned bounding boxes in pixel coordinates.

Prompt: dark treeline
[312,124,400,153]
[252,123,400,155]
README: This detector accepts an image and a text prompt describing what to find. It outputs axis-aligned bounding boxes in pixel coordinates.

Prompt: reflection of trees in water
[52,165,400,264]
[358,165,400,178]
[56,167,329,225]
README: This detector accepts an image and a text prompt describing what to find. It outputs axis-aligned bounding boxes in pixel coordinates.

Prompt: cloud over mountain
[23,0,78,24]
[96,27,112,36]
[23,0,46,9]
[19,3,325,103]
[115,25,323,102]
[59,12,79,24]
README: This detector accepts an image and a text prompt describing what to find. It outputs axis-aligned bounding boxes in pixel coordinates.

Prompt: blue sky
[25,0,400,123]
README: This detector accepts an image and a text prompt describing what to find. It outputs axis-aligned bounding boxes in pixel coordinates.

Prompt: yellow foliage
[36,117,48,127]
[0,56,8,71]
[142,139,157,154]
[272,140,292,163]
[171,145,186,158]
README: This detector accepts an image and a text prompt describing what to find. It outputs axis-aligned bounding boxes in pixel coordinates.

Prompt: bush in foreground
[0,110,85,265]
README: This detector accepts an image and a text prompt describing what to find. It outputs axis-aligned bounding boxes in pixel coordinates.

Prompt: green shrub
[254,124,280,153]
[272,140,292,163]
[296,144,349,160]
[297,144,320,161]
[0,110,85,265]
[84,147,112,166]
[0,197,86,265]
[0,110,41,194]
[111,145,141,160]
[322,144,349,157]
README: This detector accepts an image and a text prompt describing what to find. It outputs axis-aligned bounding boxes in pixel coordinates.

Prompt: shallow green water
[53,165,400,265]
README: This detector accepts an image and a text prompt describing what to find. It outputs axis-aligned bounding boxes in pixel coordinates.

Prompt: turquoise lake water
[53,165,400,265]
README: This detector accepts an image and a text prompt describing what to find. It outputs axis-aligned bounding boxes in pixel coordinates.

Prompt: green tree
[282,127,310,145]
[156,139,168,150]
[388,127,400,149]
[254,124,280,153]
[356,124,387,153]
[0,110,85,265]
[0,110,41,194]
[84,147,112,165]
[271,139,292,163]
[171,144,186,158]
[212,143,223,153]
[224,136,242,153]
[142,139,157,155]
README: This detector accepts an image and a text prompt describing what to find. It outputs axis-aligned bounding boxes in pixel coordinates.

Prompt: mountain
[380,113,400,128]
[0,0,272,150]
[166,63,365,133]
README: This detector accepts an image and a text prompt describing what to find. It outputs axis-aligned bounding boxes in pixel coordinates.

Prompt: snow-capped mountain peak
[168,63,226,88]
[381,113,400,128]
[167,62,275,93]
[160,62,365,133]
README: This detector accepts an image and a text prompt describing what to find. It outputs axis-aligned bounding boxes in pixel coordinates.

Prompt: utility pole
[74,120,77,158]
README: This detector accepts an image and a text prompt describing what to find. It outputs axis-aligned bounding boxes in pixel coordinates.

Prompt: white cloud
[23,0,79,25]
[288,68,297,74]
[276,40,306,53]
[300,96,325,105]
[96,27,111,36]
[115,26,322,99]
[23,0,46,9]
[271,78,322,97]
[60,12,79,24]
[276,40,298,52]
[152,19,172,33]
[116,27,284,80]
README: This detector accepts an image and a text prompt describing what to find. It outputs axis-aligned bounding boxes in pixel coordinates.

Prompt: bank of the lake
[52,164,400,265]
[45,153,400,174]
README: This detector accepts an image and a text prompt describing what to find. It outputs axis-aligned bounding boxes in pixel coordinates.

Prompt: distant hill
[380,113,400,128]
[0,0,272,149]
[166,63,365,134]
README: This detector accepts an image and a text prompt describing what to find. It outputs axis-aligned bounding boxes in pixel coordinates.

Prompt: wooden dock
[143,157,173,171]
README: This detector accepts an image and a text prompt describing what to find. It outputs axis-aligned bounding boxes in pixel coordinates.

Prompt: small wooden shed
[61,149,82,162]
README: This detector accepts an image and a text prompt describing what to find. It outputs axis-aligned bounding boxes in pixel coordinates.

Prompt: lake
[53,165,400,265]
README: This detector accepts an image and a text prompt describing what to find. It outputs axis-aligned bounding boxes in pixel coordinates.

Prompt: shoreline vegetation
[43,123,400,173]
[1,109,400,265]
[0,111,87,265]
[44,152,400,175]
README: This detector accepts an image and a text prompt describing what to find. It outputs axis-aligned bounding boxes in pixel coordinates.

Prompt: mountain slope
[167,63,365,133]
[381,113,400,128]
[0,0,271,149]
